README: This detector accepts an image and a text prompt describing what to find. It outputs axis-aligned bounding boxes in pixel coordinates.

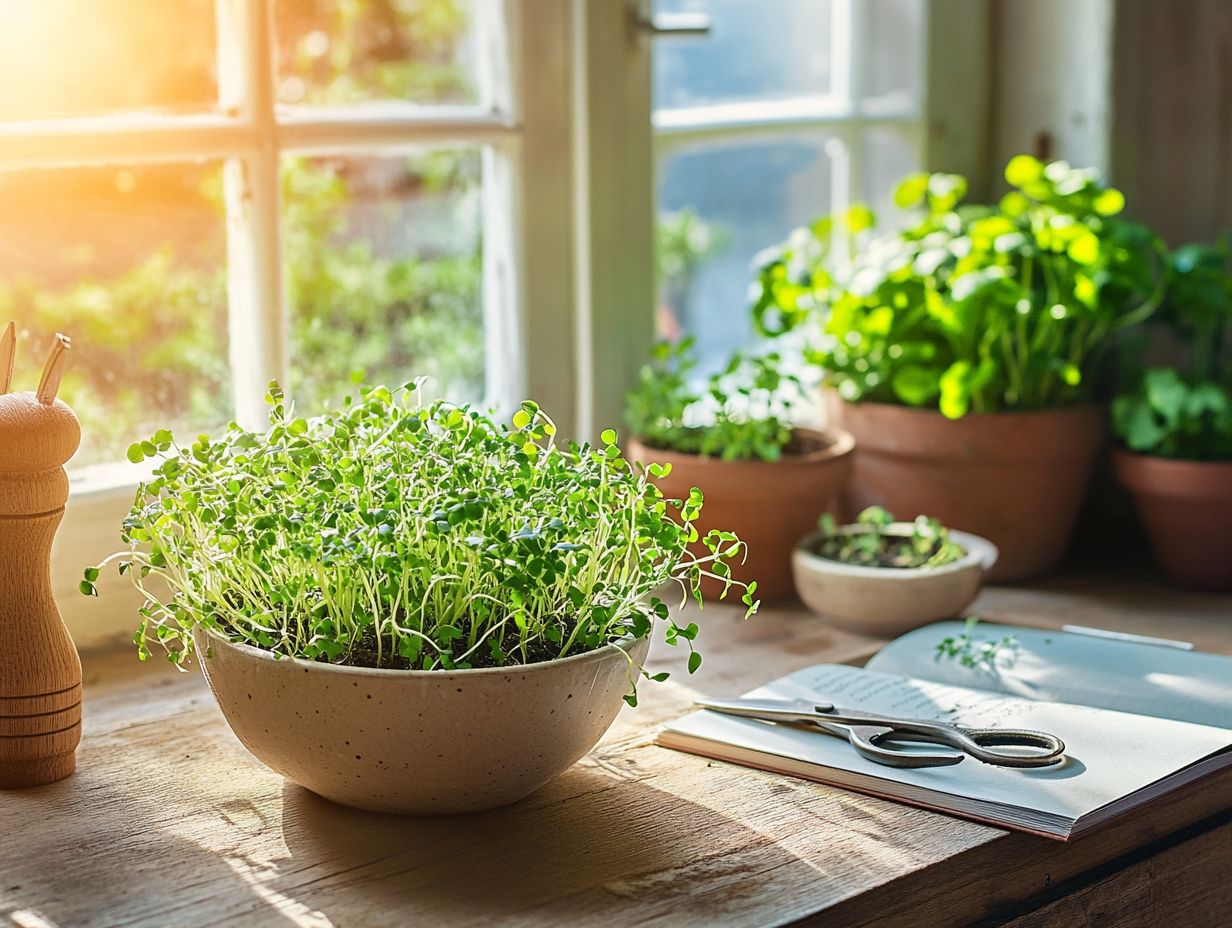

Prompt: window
[14,1,937,643]
[651,0,925,369]
[0,0,525,481]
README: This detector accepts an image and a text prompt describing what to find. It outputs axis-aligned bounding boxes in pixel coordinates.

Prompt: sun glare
[0,1,217,121]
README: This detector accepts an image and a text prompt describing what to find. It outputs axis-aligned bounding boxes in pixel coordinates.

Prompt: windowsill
[56,467,150,651]
[68,459,155,497]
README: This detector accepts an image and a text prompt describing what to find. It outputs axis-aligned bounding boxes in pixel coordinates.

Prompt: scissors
[695,697,1066,769]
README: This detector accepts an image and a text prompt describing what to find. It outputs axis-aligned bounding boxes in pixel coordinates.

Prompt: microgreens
[83,381,759,701]
[624,337,805,461]
[814,506,965,569]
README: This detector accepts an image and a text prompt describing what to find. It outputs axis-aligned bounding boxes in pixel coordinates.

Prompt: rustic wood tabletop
[2,569,1230,928]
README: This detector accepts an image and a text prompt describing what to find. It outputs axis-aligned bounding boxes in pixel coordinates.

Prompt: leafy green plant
[934,617,1019,669]
[812,506,965,569]
[1113,369,1232,460]
[1112,241,1232,460]
[750,155,1168,418]
[624,337,805,462]
[82,382,759,701]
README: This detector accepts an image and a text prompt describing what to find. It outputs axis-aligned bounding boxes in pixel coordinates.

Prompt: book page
[865,622,1232,729]
[663,664,1232,824]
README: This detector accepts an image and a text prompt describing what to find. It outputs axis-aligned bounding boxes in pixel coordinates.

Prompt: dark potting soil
[216,608,595,671]
[341,629,589,671]
[639,427,836,458]
[783,429,834,457]
[806,533,967,570]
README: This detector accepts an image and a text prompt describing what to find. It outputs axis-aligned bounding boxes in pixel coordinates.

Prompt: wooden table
[2,570,1230,927]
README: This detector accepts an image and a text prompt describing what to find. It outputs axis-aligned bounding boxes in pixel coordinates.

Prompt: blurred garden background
[0,0,484,467]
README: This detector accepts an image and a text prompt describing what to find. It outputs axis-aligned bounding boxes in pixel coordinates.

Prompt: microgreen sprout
[83,381,759,701]
[814,506,965,569]
[934,617,1019,669]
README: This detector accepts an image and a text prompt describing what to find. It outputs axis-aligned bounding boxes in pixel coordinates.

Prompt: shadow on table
[273,763,807,924]
[0,775,269,928]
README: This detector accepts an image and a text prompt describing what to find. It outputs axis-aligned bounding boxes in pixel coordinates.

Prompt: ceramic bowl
[792,524,998,637]
[195,627,649,814]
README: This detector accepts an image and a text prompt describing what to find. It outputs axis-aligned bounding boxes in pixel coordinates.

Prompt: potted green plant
[793,506,997,637]
[1112,242,1232,590]
[625,338,853,601]
[751,156,1168,580]
[82,382,757,814]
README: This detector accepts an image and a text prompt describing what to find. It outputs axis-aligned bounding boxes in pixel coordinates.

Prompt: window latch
[635,12,712,38]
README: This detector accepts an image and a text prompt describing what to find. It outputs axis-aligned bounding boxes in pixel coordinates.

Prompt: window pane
[275,0,480,106]
[0,1,217,121]
[282,150,484,413]
[0,163,230,472]
[653,0,833,110]
[864,126,919,220]
[657,135,833,369]
[863,0,924,109]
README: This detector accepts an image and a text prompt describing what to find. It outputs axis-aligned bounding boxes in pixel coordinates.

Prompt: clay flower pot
[195,627,650,814]
[627,428,854,601]
[792,524,998,638]
[827,396,1105,582]
[1113,450,1232,590]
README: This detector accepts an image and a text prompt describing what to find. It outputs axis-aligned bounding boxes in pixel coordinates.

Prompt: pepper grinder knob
[0,327,84,788]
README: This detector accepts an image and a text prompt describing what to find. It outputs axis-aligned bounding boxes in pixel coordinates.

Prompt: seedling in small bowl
[814,506,966,569]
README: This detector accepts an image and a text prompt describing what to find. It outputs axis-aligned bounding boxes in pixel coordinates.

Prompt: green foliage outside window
[0,0,482,468]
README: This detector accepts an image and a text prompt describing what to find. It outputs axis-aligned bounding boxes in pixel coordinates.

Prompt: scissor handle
[842,722,1066,769]
[946,727,1067,768]
[839,724,965,769]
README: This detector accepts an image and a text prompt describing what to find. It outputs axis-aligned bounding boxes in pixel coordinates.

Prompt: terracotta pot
[792,525,998,638]
[1113,450,1232,590]
[196,628,649,814]
[627,429,854,601]
[827,396,1105,582]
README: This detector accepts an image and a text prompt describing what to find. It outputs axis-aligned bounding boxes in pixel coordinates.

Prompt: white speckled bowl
[792,525,998,638]
[195,627,649,814]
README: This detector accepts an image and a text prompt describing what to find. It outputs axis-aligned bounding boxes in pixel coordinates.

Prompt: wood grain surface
[0,572,1229,927]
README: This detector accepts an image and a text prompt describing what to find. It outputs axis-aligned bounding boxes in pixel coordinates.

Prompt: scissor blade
[694,696,837,723]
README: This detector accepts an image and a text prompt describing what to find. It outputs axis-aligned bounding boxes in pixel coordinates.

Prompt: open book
[657,622,1232,840]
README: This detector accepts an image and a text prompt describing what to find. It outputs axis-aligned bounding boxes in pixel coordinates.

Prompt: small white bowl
[792,523,998,637]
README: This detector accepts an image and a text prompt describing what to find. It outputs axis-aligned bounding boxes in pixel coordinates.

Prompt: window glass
[656,135,833,369]
[275,0,480,106]
[282,149,484,413]
[0,162,230,470]
[0,1,217,121]
[863,125,920,221]
[863,0,924,109]
[652,0,833,110]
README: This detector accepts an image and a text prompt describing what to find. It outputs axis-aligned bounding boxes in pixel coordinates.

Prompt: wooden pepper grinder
[0,325,83,788]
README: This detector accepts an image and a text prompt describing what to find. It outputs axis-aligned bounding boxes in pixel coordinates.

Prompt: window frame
[650,0,927,328]
[18,0,981,647]
[17,0,584,645]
